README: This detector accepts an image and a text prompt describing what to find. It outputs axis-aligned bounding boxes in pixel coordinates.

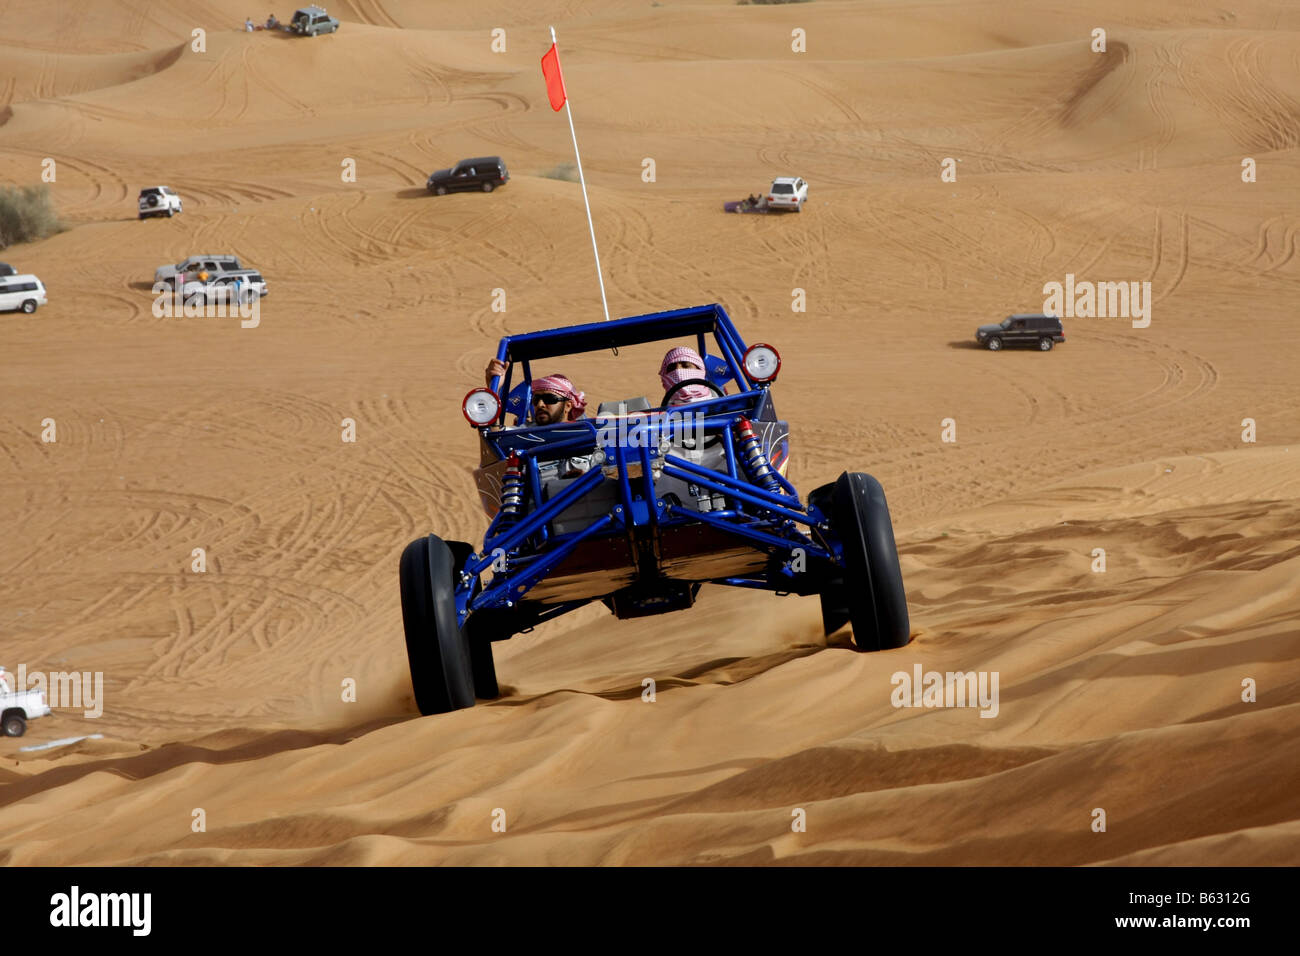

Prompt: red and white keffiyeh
[532,373,587,420]
[659,347,714,406]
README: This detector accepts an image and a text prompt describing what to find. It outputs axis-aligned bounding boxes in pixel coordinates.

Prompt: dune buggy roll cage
[459,303,841,624]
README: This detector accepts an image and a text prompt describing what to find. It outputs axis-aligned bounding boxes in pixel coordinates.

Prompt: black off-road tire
[482,182,494,192]
[831,472,910,651]
[987,336,1003,351]
[399,534,476,715]
[2,712,26,737]
[1039,337,1054,351]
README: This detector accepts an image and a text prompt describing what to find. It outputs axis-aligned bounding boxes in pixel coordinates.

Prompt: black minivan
[426,157,510,195]
[975,314,1066,351]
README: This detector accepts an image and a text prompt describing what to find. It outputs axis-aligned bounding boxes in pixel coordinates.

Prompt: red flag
[540,42,567,111]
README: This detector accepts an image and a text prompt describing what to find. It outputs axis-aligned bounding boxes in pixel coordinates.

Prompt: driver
[484,358,586,425]
[483,359,590,479]
[659,346,718,406]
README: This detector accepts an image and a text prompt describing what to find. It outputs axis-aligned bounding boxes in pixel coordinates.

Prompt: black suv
[426,157,509,195]
[976,314,1066,351]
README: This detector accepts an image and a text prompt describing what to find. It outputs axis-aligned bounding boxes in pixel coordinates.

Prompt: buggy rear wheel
[399,534,475,715]
[832,472,910,651]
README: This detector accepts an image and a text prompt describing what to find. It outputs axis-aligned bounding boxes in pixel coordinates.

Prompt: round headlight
[462,388,501,427]
[743,343,781,383]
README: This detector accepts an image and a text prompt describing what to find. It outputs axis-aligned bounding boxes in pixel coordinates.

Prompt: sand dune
[0,1,1297,865]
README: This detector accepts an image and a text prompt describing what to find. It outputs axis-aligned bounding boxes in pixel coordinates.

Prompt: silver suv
[154,255,243,284]
[290,6,339,35]
[139,186,182,219]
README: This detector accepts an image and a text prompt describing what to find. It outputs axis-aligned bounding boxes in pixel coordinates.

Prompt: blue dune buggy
[400,303,910,715]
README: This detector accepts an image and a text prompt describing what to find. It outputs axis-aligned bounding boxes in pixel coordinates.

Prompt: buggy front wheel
[399,535,476,715]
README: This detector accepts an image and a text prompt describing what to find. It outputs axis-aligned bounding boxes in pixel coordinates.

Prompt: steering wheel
[661,377,725,408]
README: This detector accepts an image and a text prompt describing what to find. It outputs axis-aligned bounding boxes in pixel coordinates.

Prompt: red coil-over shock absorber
[734,417,782,493]
[498,452,524,523]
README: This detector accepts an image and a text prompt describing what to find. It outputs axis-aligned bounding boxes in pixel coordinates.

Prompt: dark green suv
[976,314,1066,351]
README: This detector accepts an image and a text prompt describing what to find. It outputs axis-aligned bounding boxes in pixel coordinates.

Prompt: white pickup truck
[0,670,50,737]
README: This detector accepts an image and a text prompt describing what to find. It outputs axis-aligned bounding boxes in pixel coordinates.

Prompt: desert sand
[1,0,1297,865]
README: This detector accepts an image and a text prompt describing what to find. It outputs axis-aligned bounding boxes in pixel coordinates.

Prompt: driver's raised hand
[485,357,507,387]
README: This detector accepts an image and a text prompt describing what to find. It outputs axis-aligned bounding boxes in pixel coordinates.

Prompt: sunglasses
[532,392,565,406]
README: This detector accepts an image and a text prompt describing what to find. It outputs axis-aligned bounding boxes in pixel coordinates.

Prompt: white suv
[184,271,265,305]
[767,176,808,212]
[0,274,48,313]
[139,186,183,219]
[1,670,50,737]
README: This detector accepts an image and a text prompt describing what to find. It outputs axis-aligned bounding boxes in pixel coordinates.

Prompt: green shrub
[0,184,65,249]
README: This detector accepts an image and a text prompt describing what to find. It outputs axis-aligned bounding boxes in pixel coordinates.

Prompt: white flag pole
[552,25,610,323]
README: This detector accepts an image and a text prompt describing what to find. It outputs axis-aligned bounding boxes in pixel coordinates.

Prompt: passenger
[245,17,255,31]
[659,346,718,406]
[266,13,280,29]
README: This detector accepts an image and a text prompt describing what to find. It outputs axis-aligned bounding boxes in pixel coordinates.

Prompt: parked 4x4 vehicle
[184,270,267,304]
[1,672,50,737]
[0,274,48,313]
[154,255,243,284]
[767,176,808,212]
[290,6,339,35]
[976,314,1066,351]
[225,269,267,297]
[138,186,182,219]
[427,157,510,195]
